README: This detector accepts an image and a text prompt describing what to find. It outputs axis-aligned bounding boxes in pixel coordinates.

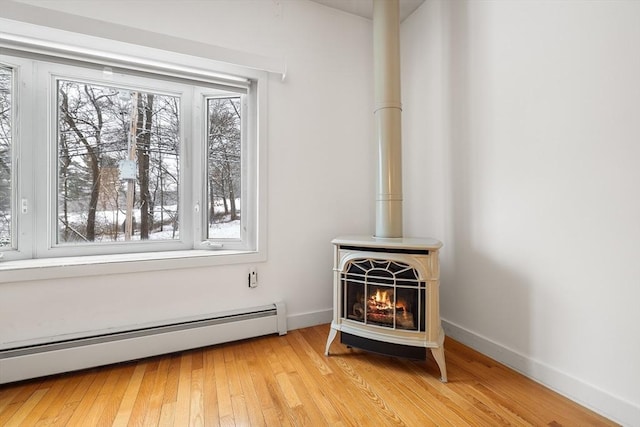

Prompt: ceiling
[309,0,426,21]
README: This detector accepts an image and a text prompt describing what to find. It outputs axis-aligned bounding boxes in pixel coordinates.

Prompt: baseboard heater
[0,302,287,384]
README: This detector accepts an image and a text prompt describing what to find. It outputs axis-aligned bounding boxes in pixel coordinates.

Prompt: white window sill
[0,250,266,283]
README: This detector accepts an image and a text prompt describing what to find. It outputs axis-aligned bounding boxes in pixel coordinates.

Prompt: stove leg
[430,346,448,383]
[325,327,338,356]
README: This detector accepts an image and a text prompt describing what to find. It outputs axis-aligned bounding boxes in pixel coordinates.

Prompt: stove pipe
[373,0,403,238]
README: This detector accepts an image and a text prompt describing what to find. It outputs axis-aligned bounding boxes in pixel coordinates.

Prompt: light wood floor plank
[248,338,294,426]
[157,401,175,427]
[276,332,346,425]
[128,360,160,427]
[78,367,125,427]
[265,334,330,425]
[232,342,266,427]
[223,346,250,426]
[111,363,146,426]
[242,339,290,426]
[38,373,94,427]
[3,387,48,426]
[261,336,315,426]
[172,352,192,426]
[0,379,43,425]
[0,385,21,415]
[202,349,220,427]
[161,354,181,406]
[12,376,69,426]
[0,324,618,427]
[65,368,112,427]
[212,348,234,426]
[242,340,276,410]
[189,368,205,427]
[94,364,137,427]
[142,357,171,427]
[282,333,357,427]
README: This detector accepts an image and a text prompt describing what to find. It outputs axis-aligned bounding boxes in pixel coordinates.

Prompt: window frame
[0,30,268,279]
[42,64,196,257]
[0,55,37,261]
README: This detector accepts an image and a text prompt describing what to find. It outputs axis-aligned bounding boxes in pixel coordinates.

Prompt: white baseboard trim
[287,308,333,332]
[1,303,287,384]
[442,319,640,427]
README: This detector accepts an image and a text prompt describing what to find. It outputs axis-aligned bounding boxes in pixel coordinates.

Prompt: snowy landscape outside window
[57,80,181,244]
[0,66,11,249]
[207,97,243,240]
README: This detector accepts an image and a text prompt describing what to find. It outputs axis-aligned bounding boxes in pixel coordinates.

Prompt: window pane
[0,67,12,248]
[57,80,180,244]
[207,97,242,239]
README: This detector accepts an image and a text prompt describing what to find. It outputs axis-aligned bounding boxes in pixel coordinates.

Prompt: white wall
[0,0,374,344]
[401,0,447,239]
[402,0,640,424]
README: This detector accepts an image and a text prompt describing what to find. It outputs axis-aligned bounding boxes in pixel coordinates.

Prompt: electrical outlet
[248,267,258,288]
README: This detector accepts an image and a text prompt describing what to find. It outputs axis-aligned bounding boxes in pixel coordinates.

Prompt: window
[57,79,182,244]
[207,96,243,240]
[0,46,265,265]
[0,66,12,249]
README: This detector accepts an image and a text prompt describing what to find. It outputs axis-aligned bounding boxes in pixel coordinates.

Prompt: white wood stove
[324,1,447,382]
[325,236,447,382]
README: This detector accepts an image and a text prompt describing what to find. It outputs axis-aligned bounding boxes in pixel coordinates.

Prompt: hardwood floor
[0,324,617,426]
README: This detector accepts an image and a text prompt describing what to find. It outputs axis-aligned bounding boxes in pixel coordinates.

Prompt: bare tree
[59,84,107,241]
[137,93,154,239]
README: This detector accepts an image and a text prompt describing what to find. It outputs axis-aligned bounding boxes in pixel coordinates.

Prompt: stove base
[341,332,427,360]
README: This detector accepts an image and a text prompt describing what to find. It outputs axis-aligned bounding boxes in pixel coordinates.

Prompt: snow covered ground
[59,202,241,242]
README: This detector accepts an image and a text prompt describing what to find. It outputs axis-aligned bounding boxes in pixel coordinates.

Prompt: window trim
[0,21,268,276]
[0,248,266,283]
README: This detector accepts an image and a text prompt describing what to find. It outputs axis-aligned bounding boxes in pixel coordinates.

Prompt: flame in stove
[375,289,389,304]
[371,289,393,310]
[368,290,409,315]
